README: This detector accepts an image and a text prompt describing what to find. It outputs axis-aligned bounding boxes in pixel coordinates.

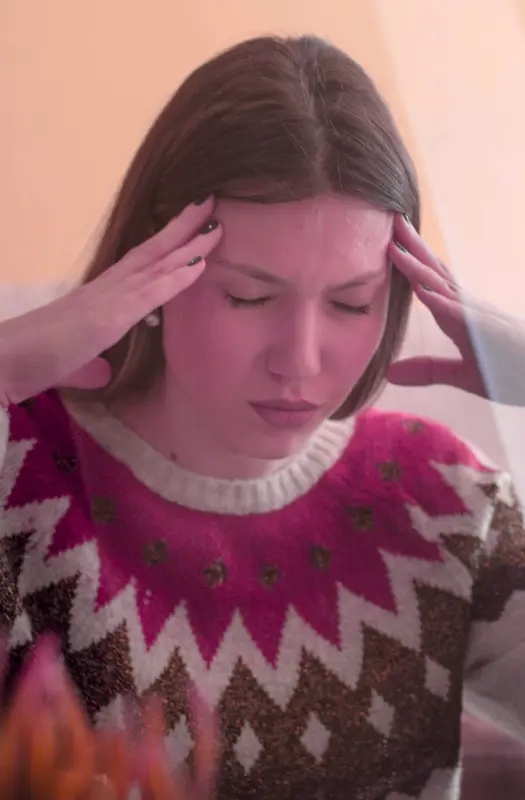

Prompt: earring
[143,310,161,327]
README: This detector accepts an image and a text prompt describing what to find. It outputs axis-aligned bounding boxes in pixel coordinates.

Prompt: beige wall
[519,0,525,26]
[376,0,525,313]
[1,0,445,284]
[2,2,523,296]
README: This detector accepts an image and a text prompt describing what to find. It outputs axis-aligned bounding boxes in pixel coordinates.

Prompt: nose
[266,309,322,381]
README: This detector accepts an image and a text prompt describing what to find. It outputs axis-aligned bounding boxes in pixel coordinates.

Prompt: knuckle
[132,280,169,314]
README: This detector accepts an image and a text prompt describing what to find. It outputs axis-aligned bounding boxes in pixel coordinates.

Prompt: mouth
[249,399,321,430]
[251,399,320,412]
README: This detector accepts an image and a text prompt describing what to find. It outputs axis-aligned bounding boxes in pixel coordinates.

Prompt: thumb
[55,357,112,391]
[387,356,466,389]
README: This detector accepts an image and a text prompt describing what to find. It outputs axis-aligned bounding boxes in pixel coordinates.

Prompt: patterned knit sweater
[0,390,524,800]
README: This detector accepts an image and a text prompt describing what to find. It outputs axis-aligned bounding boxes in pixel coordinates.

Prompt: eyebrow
[214,261,385,291]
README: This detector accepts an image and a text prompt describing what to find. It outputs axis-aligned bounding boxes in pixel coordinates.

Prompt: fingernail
[421,284,434,292]
[403,213,412,225]
[395,241,408,253]
[199,220,218,235]
[186,256,203,267]
[194,196,210,206]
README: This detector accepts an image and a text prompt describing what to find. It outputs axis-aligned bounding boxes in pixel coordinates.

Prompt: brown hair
[82,35,418,418]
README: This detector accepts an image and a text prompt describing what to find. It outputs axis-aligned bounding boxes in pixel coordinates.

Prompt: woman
[0,35,524,800]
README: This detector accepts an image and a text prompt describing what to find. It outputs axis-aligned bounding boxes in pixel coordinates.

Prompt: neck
[111,382,293,480]
[64,392,357,515]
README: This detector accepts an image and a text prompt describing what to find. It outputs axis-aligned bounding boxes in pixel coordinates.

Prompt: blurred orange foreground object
[0,635,218,800]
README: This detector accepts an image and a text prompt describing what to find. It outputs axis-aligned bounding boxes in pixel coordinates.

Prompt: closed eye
[226,294,272,308]
[331,301,371,316]
[225,294,371,315]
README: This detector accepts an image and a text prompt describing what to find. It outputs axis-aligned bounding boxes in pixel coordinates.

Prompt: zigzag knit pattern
[0,390,524,800]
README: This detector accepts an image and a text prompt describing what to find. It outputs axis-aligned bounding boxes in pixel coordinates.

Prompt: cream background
[0,0,447,283]
[1,0,525,484]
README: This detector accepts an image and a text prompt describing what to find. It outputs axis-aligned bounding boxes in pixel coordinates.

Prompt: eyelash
[225,294,371,316]
[331,301,372,317]
[226,294,270,309]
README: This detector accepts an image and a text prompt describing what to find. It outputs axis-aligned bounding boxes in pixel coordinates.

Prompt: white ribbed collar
[64,399,355,516]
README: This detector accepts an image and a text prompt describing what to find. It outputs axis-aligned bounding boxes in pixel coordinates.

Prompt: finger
[0,636,6,705]
[85,774,119,800]
[83,219,222,345]
[394,214,455,283]
[100,254,206,340]
[387,356,468,389]
[152,221,223,275]
[389,243,457,299]
[25,637,95,773]
[0,637,63,795]
[131,257,208,319]
[136,741,183,800]
[414,279,498,336]
[52,767,95,800]
[57,675,96,771]
[122,222,223,318]
[122,197,216,274]
[94,730,133,800]
[141,695,166,741]
[191,693,218,800]
[413,282,464,317]
[2,636,61,734]
[136,695,185,800]
[27,713,57,797]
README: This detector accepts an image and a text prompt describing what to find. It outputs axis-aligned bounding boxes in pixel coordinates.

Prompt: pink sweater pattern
[0,390,524,800]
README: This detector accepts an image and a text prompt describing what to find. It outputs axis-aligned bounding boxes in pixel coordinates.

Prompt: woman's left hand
[387,214,525,407]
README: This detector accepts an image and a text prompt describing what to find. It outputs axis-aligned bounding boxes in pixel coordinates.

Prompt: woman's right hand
[0,197,222,406]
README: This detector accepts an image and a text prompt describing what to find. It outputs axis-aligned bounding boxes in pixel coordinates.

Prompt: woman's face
[162,194,392,459]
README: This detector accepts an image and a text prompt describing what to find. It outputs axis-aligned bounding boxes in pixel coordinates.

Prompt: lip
[251,399,320,411]
[249,399,320,430]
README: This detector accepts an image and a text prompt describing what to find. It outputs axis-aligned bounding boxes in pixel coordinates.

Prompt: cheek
[160,290,255,386]
[356,287,391,357]
[331,305,389,383]
[338,316,384,368]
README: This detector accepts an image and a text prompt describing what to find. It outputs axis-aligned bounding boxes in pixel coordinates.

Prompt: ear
[55,357,112,390]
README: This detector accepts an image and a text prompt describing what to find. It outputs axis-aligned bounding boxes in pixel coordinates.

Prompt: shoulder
[6,390,75,448]
[2,390,80,487]
[351,407,498,475]
[340,408,504,541]
[335,410,518,592]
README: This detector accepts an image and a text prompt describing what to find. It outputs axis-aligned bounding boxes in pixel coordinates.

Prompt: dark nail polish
[199,219,218,235]
[186,256,203,267]
[194,196,209,206]
[395,241,408,252]
[421,284,434,292]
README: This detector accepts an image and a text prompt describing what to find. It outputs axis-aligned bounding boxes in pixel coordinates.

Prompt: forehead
[213,194,393,283]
